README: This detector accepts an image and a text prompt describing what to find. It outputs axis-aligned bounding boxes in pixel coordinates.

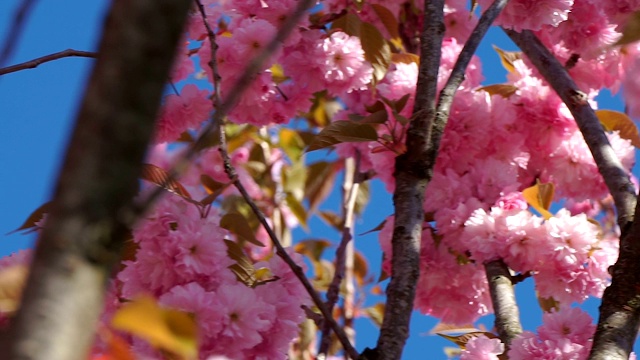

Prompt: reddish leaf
[141,164,192,200]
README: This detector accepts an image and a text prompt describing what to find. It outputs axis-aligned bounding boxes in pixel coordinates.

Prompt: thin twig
[0,49,97,76]
[193,1,359,358]
[0,0,38,67]
[430,0,510,159]
[484,259,522,349]
[319,154,361,355]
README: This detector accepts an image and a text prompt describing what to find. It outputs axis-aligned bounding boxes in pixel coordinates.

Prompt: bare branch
[0,0,38,67]
[193,1,358,358]
[504,29,636,230]
[319,154,361,356]
[0,49,97,76]
[485,259,522,348]
[3,1,192,359]
[502,28,639,360]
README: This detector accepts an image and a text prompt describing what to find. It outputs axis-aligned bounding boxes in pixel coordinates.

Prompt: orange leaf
[522,180,555,220]
[596,109,640,148]
[111,296,197,359]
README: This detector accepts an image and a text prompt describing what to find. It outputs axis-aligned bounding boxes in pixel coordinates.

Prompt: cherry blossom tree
[3,0,640,359]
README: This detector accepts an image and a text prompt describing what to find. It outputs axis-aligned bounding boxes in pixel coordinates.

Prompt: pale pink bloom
[321,31,373,95]
[460,335,505,360]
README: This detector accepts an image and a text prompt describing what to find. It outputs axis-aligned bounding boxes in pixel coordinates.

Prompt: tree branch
[431,0,509,159]
[373,1,445,359]
[485,259,522,348]
[0,0,38,67]
[0,49,97,76]
[319,154,361,356]
[373,2,508,359]
[193,1,358,358]
[502,28,639,360]
[503,29,636,231]
[4,1,192,359]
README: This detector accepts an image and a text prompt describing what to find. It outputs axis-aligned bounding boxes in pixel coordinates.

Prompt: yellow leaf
[269,63,288,84]
[476,84,518,98]
[0,265,28,314]
[492,45,522,74]
[111,296,197,359]
[537,293,560,313]
[596,109,640,147]
[522,180,555,220]
[614,11,640,46]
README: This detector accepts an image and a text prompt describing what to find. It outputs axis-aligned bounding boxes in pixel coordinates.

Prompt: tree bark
[4,1,191,359]
[374,1,446,359]
[485,259,522,348]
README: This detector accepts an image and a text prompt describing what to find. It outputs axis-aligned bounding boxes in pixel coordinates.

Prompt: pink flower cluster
[116,195,309,359]
[509,307,595,359]
[374,31,635,324]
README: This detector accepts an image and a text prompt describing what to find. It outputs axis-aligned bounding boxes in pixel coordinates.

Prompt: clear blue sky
[0,1,633,358]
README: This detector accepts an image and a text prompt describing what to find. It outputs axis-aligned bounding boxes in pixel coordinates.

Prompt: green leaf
[360,21,391,82]
[220,213,264,247]
[307,121,378,152]
[9,202,52,234]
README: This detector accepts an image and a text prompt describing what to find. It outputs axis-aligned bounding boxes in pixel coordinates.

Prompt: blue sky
[0,0,634,358]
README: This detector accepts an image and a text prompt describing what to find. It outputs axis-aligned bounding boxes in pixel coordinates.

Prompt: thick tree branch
[193,1,358,358]
[503,28,639,360]
[504,29,636,230]
[485,259,522,348]
[0,0,38,67]
[0,49,97,76]
[374,1,445,359]
[4,1,192,359]
[372,2,508,359]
